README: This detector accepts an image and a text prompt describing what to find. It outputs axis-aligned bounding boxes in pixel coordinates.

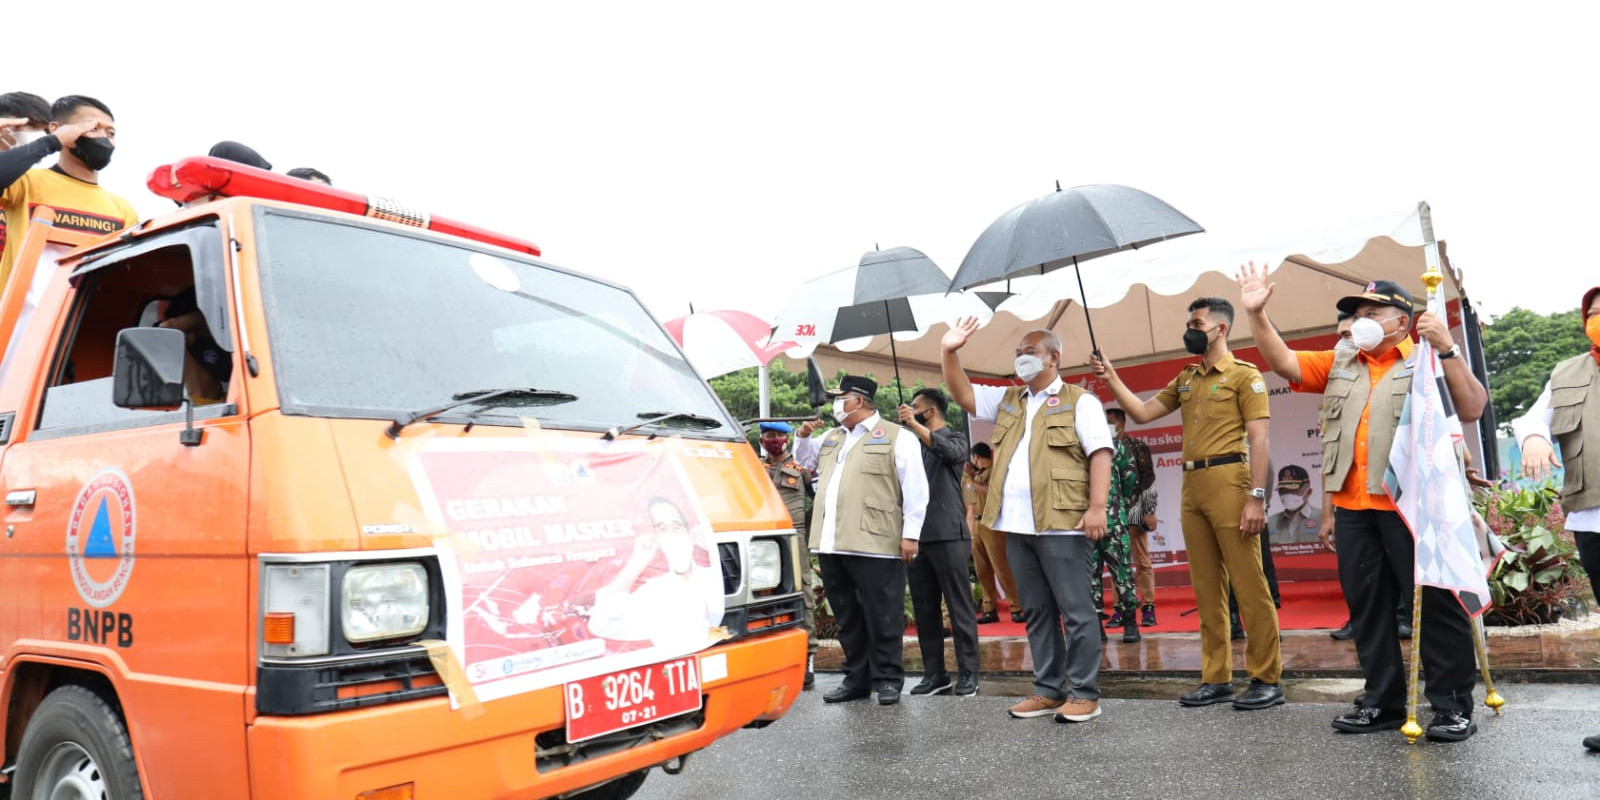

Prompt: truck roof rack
[145,156,541,257]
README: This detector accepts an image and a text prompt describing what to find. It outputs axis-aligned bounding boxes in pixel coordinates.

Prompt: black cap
[1336,280,1415,316]
[826,375,877,400]
[1276,464,1310,491]
[208,141,272,171]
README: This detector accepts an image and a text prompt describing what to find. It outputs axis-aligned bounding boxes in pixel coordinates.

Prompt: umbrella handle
[1073,257,1100,357]
[885,299,905,405]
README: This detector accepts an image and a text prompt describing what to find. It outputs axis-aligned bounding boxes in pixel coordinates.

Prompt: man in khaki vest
[758,421,818,689]
[942,319,1113,724]
[1513,285,1600,753]
[1094,296,1283,711]
[1239,265,1488,742]
[793,375,928,706]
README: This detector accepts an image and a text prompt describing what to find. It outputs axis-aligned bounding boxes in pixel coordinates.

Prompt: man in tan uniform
[793,376,928,706]
[966,443,1024,624]
[1093,296,1284,711]
[758,421,818,688]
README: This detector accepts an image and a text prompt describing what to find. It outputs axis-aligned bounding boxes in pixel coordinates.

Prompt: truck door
[0,218,252,796]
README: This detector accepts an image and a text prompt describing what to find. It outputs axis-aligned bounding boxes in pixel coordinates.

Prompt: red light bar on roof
[145,156,541,256]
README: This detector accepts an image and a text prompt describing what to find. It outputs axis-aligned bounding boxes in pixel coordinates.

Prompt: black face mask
[1182,326,1213,355]
[71,136,115,171]
[914,411,932,426]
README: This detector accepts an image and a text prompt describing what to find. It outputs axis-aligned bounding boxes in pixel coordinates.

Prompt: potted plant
[1475,483,1589,626]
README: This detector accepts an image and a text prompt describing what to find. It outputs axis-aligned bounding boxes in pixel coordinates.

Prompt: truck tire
[12,684,144,800]
[567,769,648,800]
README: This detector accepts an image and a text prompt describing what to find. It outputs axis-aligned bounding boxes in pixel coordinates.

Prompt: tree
[1482,307,1588,432]
[707,358,966,437]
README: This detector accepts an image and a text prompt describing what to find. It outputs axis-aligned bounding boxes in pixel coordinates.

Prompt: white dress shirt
[971,379,1114,536]
[1512,380,1600,528]
[794,412,929,557]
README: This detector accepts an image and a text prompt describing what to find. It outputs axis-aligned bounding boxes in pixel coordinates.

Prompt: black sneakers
[909,672,953,696]
[953,670,979,696]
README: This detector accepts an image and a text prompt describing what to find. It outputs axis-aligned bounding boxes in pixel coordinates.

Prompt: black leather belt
[1182,454,1245,471]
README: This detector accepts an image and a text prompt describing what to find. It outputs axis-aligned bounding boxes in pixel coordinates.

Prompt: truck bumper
[246,629,805,799]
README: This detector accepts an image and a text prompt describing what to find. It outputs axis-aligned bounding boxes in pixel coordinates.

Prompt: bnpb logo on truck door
[66,467,138,607]
[65,468,137,647]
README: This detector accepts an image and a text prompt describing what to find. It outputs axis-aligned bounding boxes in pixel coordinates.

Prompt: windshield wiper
[385,388,578,439]
[603,410,725,441]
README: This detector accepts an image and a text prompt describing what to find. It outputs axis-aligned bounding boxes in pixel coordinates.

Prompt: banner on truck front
[411,437,724,705]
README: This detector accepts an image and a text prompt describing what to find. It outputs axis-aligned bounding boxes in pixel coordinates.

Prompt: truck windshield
[254,209,734,437]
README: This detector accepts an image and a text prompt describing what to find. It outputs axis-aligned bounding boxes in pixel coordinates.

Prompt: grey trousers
[1006,532,1101,701]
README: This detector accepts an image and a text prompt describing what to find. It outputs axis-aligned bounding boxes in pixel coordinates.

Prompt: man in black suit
[900,388,982,697]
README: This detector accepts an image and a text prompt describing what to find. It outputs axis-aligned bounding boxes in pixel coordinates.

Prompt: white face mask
[10,128,46,147]
[1280,493,1306,512]
[1348,317,1389,352]
[1014,354,1046,382]
[831,397,850,423]
[660,534,695,574]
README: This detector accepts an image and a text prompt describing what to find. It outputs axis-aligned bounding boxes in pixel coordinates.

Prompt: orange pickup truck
[0,158,807,799]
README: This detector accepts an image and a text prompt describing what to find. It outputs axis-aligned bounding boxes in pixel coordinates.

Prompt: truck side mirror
[113,327,187,410]
[806,358,828,408]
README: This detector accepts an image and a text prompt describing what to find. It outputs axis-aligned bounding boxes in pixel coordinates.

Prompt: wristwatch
[1249,487,1267,501]
[1438,344,1460,360]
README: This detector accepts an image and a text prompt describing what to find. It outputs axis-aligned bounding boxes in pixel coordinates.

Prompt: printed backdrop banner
[412,438,725,705]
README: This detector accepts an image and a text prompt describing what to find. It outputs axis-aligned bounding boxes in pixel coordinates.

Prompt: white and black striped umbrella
[771,246,995,398]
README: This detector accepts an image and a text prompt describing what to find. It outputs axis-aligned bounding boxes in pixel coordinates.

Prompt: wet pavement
[636,677,1600,800]
[815,612,1600,682]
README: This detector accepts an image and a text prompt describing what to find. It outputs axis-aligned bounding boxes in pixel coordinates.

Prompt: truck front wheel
[13,684,144,800]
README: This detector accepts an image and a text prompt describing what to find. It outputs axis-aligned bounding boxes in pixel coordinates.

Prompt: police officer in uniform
[1095,296,1284,711]
[1513,285,1600,752]
[1241,265,1487,741]
[793,376,929,705]
[1268,465,1322,544]
[758,421,818,688]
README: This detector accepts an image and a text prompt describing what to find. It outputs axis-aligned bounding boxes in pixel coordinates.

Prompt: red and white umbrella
[663,310,797,379]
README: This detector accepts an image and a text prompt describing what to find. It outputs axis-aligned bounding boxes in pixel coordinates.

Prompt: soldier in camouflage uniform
[1089,424,1142,643]
[759,422,818,688]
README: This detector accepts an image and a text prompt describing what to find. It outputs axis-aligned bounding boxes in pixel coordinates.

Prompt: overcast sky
[12,1,1594,324]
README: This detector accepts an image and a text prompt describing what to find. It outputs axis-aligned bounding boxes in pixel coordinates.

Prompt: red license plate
[564,656,704,743]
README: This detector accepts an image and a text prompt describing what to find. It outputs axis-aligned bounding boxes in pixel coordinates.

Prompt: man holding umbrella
[793,376,929,705]
[1092,297,1284,711]
[942,318,1113,723]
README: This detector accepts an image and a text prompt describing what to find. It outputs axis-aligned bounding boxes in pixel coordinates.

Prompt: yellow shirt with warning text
[1,168,139,290]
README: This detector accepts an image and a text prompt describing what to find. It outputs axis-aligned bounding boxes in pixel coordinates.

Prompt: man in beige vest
[793,375,928,706]
[1239,265,1488,742]
[942,319,1114,724]
[1513,285,1600,753]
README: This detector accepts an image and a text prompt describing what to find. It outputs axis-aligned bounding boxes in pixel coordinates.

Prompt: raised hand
[1089,351,1116,380]
[942,316,980,353]
[1235,261,1275,314]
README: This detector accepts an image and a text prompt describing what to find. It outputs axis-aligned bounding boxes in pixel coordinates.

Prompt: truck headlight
[748,540,783,592]
[342,563,429,643]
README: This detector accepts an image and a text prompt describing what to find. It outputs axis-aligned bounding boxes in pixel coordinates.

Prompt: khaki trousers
[1181,462,1282,684]
[972,520,1021,614]
[1128,527,1156,606]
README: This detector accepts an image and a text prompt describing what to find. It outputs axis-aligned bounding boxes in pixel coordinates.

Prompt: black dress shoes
[1397,622,1414,640]
[1425,709,1475,742]
[909,672,953,696]
[976,610,1000,624]
[1583,732,1600,751]
[1331,704,1406,733]
[1178,683,1235,707]
[1232,680,1285,710]
[823,685,870,703]
[1010,610,1026,623]
[876,684,901,705]
[953,670,979,696]
[1122,621,1142,644]
[1330,620,1355,640]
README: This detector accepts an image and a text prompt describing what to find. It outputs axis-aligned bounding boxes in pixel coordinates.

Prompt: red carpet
[939,580,1351,636]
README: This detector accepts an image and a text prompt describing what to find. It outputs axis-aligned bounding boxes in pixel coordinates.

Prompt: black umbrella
[949,183,1203,355]
[772,246,994,403]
